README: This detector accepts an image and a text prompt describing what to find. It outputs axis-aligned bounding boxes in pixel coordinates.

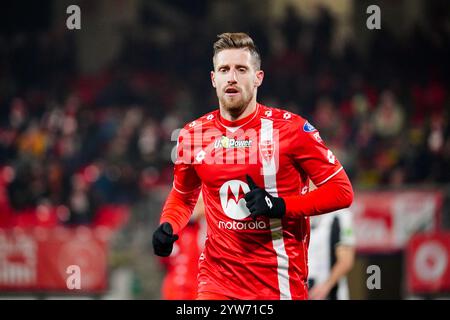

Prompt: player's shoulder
[181,110,219,132]
[259,104,315,132]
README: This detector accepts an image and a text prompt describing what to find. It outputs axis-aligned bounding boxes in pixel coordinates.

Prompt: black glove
[244,175,286,219]
[152,222,179,257]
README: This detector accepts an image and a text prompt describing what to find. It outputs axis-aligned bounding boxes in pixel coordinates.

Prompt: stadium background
[0,0,449,299]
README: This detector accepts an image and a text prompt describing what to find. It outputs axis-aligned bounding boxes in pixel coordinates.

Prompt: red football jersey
[163,103,344,300]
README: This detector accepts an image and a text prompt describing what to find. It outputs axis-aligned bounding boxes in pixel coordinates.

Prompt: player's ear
[255,70,264,88]
[211,71,216,88]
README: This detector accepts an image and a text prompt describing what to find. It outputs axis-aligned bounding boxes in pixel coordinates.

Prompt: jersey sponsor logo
[226,184,246,205]
[214,136,252,149]
[303,121,317,132]
[219,180,251,220]
[218,180,268,230]
[218,220,267,230]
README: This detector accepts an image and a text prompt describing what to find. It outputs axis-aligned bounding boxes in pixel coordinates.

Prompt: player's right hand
[152,222,179,257]
[245,175,286,219]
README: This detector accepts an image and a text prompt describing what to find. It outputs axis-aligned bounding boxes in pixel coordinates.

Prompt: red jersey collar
[218,103,260,128]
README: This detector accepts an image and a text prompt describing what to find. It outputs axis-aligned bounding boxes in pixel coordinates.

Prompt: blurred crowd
[0,1,449,226]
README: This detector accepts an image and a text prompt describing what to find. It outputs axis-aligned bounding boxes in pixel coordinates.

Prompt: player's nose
[227,70,238,83]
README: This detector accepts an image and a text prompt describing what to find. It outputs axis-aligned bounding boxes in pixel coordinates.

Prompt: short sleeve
[290,118,343,186]
[336,209,355,247]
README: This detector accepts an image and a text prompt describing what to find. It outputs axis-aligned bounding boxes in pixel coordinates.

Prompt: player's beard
[219,90,253,119]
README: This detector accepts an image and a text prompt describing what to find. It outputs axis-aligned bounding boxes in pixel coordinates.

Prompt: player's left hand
[244,175,286,219]
[308,282,332,300]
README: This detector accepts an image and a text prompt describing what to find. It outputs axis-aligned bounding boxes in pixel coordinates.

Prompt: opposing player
[308,208,355,300]
[152,32,353,300]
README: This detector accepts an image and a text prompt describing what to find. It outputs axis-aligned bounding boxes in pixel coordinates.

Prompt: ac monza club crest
[219,180,251,220]
[259,139,274,163]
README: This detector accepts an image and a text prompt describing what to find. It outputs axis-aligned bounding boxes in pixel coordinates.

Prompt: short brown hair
[213,32,261,70]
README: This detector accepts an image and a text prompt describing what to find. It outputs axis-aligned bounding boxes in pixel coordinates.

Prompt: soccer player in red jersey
[152,32,353,300]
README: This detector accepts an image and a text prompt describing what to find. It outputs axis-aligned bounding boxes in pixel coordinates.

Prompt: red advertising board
[406,232,450,294]
[351,190,443,253]
[0,227,110,293]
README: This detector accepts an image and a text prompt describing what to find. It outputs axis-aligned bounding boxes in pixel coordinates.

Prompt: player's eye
[219,67,228,73]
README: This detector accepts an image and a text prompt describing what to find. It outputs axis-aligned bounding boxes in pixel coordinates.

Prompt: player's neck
[220,100,257,123]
